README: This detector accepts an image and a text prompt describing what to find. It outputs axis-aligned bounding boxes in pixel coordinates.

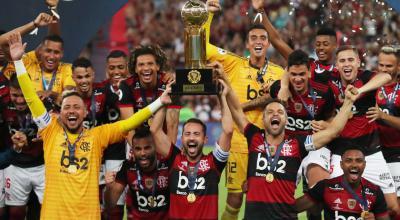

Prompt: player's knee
[227,192,243,208]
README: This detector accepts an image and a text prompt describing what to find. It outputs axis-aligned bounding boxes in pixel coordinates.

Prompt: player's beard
[266,124,285,137]
[183,142,204,162]
[138,153,157,172]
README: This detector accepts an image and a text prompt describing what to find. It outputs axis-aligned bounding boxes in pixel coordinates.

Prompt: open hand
[7,32,26,61]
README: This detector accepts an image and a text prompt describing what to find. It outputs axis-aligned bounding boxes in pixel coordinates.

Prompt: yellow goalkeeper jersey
[39,115,125,220]
[3,50,75,93]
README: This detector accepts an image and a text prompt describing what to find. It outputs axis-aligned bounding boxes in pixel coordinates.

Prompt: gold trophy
[171,0,218,95]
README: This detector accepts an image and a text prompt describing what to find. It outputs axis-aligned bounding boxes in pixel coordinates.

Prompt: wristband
[148,97,163,114]
[304,135,316,151]
[14,60,27,76]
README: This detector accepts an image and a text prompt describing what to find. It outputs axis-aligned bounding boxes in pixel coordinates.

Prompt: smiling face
[378,52,400,80]
[263,102,287,137]
[73,67,94,97]
[10,87,27,111]
[106,57,129,87]
[181,122,207,162]
[315,35,337,63]
[336,49,360,84]
[135,54,159,87]
[40,40,63,72]
[60,95,87,133]
[246,28,270,60]
[340,149,366,185]
[288,64,309,94]
[132,136,156,172]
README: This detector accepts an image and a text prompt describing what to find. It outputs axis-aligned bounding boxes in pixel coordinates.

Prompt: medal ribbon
[41,69,57,91]
[63,128,84,164]
[264,140,285,173]
[136,161,158,198]
[187,161,200,193]
[341,178,368,211]
[297,86,316,119]
[256,58,269,84]
[380,83,400,110]
[90,93,97,127]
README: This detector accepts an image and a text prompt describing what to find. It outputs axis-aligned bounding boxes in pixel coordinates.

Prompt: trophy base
[171,68,219,95]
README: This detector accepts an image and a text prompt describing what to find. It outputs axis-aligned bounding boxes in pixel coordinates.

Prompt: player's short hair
[380,45,400,60]
[246,24,268,41]
[106,50,127,61]
[336,45,359,58]
[9,74,20,89]
[72,57,92,71]
[129,44,166,74]
[61,90,84,103]
[288,50,310,69]
[132,126,152,141]
[316,26,337,39]
[341,147,366,159]
[182,118,207,135]
[42,34,64,47]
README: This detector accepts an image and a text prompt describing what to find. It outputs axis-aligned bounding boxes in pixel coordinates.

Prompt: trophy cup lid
[181,0,208,27]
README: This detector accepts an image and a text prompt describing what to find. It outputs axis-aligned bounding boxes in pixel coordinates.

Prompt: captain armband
[304,135,316,151]
[33,111,51,129]
[213,142,229,162]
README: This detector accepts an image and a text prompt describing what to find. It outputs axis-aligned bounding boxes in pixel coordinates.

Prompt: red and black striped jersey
[309,58,339,91]
[118,73,166,111]
[3,105,43,167]
[0,73,10,152]
[82,82,108,129]
[244,123,309,220]
[115,159,169,220]
[329,70,380,156]
[167,145,226,220]
[306,175,387,220]
[270,80,335,136]
[375,82,400,162]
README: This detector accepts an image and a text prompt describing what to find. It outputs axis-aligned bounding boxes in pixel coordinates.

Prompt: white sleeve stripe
[304,135,316,151]
[33,112,51,129]
[212,142,229,162]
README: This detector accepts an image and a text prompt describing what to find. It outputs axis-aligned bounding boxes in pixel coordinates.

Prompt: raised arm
[166,108,180,144]
[8,33,50,129]
[104,171,125,210]
[252,0,293,60]
[358,72,392,96]
[116,84,172,134]
[310,85,357,149]
[213,62,250,133]
[0,13,55,48]
[46,0,62,36]
[367,105,400,129]
[217,79,233,152]
[150,107,171,157]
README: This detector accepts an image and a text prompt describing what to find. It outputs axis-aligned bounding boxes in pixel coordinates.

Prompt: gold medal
[360,210,369,219]
[265,173,274,183]
[68,164,77,174]
[148,196,156,208]
[187,193,196,203]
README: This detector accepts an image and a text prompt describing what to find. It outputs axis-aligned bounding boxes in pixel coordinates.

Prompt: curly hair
[129,44,167,74]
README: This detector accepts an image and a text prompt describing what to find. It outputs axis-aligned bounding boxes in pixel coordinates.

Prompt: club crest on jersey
[145,178,154,190]
[158,176,168,188]
[347,199,356,209]
[281,144,293,156]
[294,103,302,113]
[199,160,210,172]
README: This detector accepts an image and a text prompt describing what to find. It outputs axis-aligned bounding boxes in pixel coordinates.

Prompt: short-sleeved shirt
[207,44,284,153]
[306,176,388,220]
[376,82,400,162]
[270,80,335,136]
[3,51,75,93]
[244,123,310,220]
[115,159,169,220]
[329,70,380,156]
[39,115,126,220]
[167,145,226,220]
